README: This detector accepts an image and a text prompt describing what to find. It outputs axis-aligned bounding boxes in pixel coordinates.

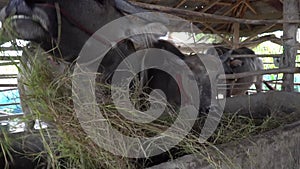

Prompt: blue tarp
[0,89,22,114]
[295,75,300,92]
[263,74,300,92]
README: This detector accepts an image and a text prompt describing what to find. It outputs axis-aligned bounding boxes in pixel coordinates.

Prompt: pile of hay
[9,45,288,169]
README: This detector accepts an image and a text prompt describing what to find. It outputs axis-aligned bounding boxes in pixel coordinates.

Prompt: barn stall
[0,0,299,168]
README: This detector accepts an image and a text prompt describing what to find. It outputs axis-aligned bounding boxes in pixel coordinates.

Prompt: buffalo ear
[230,59,243,67]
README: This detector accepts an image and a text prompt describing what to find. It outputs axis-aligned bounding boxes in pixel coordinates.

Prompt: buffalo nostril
[4,0,33,18]
[6,0,23,15]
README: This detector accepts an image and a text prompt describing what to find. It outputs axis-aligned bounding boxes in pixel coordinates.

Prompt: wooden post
[233,22,240,49]
[281,0,299,92]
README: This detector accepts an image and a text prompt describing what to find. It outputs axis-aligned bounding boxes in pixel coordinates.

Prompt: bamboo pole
[218,67,300,80]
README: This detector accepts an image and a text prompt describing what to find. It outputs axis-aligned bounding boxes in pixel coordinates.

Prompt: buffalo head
[0,0,149,62]
[0,0,57,40]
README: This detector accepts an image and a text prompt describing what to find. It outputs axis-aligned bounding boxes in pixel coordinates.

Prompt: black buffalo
[0,0,215,112]
[207,46,263,96]
[1,0,136,62]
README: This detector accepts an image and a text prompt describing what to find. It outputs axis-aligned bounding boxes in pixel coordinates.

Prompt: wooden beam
[241,35,282,47]
[150,0,161,4]
[218,67,300,80]
[244,0,257,15]
[201,2,232,38]
[216,2,232,6]
[232,22,240,49]
[174,0,187,8]
[201,23,232,47]
[267,81,300,86]
[201,0,221,13]
[270,37,283,46]
[224,91,300,118]
[203,24,282,38]
[241,24,276,43]
[130,2,300,24]
[281,0,299,92]
[235,0,246,18]
[223,0,243,16]
[230,54,283,58]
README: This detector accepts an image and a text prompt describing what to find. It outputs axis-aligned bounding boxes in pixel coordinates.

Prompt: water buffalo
[0,0,135,62]
[127,23,219,113]
[207,46,263,96]
[0,0,216,119]
[183,55,212,113]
